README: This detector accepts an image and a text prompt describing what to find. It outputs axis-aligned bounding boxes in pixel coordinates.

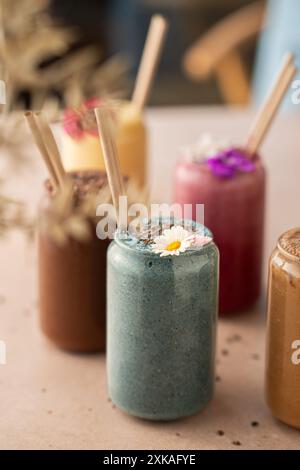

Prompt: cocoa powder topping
[279,229,300,259]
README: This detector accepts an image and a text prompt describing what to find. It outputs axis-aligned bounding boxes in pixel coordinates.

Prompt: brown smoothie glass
[38,171,110,353]
[266,228,300,428]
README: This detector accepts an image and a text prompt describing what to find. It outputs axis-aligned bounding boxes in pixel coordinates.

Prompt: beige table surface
[1,107,300,450]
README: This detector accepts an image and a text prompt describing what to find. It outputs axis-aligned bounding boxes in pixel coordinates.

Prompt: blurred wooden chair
[183,1,266,105]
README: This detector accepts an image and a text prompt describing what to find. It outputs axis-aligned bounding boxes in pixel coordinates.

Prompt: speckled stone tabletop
[1,107,300,450]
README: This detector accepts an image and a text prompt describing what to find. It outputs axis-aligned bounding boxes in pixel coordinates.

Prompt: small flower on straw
[206,148,255,179]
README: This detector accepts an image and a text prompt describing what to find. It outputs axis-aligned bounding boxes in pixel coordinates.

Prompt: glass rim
[114,217,214,258]
[277,228,300,262]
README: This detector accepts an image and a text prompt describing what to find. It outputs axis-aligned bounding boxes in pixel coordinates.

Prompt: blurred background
[52,0,258,106]
[2,0,299,111]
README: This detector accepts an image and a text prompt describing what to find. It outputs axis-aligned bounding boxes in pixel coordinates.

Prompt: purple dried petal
[238,159,256,173]
[216,151,228,161]
[207,159,236,178]
[226,155,244,168]
[206,147,255,178]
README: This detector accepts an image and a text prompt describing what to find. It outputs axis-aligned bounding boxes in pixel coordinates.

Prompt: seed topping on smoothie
[119,221,212,256]
[278,229,300,259]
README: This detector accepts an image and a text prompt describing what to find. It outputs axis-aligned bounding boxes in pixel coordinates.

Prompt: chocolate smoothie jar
[38,171,110,352]
[107,219,219,420]
[266,228,300,429]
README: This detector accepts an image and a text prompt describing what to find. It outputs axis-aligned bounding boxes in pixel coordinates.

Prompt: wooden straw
[34,111,66,188]
[246,53,297,155]
[24,111,59,189]
[132,14,168,111]
[94,106,126,228]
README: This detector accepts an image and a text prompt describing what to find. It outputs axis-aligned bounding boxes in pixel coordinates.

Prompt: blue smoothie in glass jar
[107,219,219,420]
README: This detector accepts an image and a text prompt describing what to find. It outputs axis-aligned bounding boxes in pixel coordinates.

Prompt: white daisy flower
[152,225,193,257]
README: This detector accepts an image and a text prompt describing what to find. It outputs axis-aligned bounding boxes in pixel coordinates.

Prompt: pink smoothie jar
[174,147,266,314]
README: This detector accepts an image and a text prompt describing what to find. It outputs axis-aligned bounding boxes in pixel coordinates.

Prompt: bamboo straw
[34,111,66,188]
[246,53,297,155]
[24,111,59,189]
[94,106,126,228]
[132,14,168,111]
